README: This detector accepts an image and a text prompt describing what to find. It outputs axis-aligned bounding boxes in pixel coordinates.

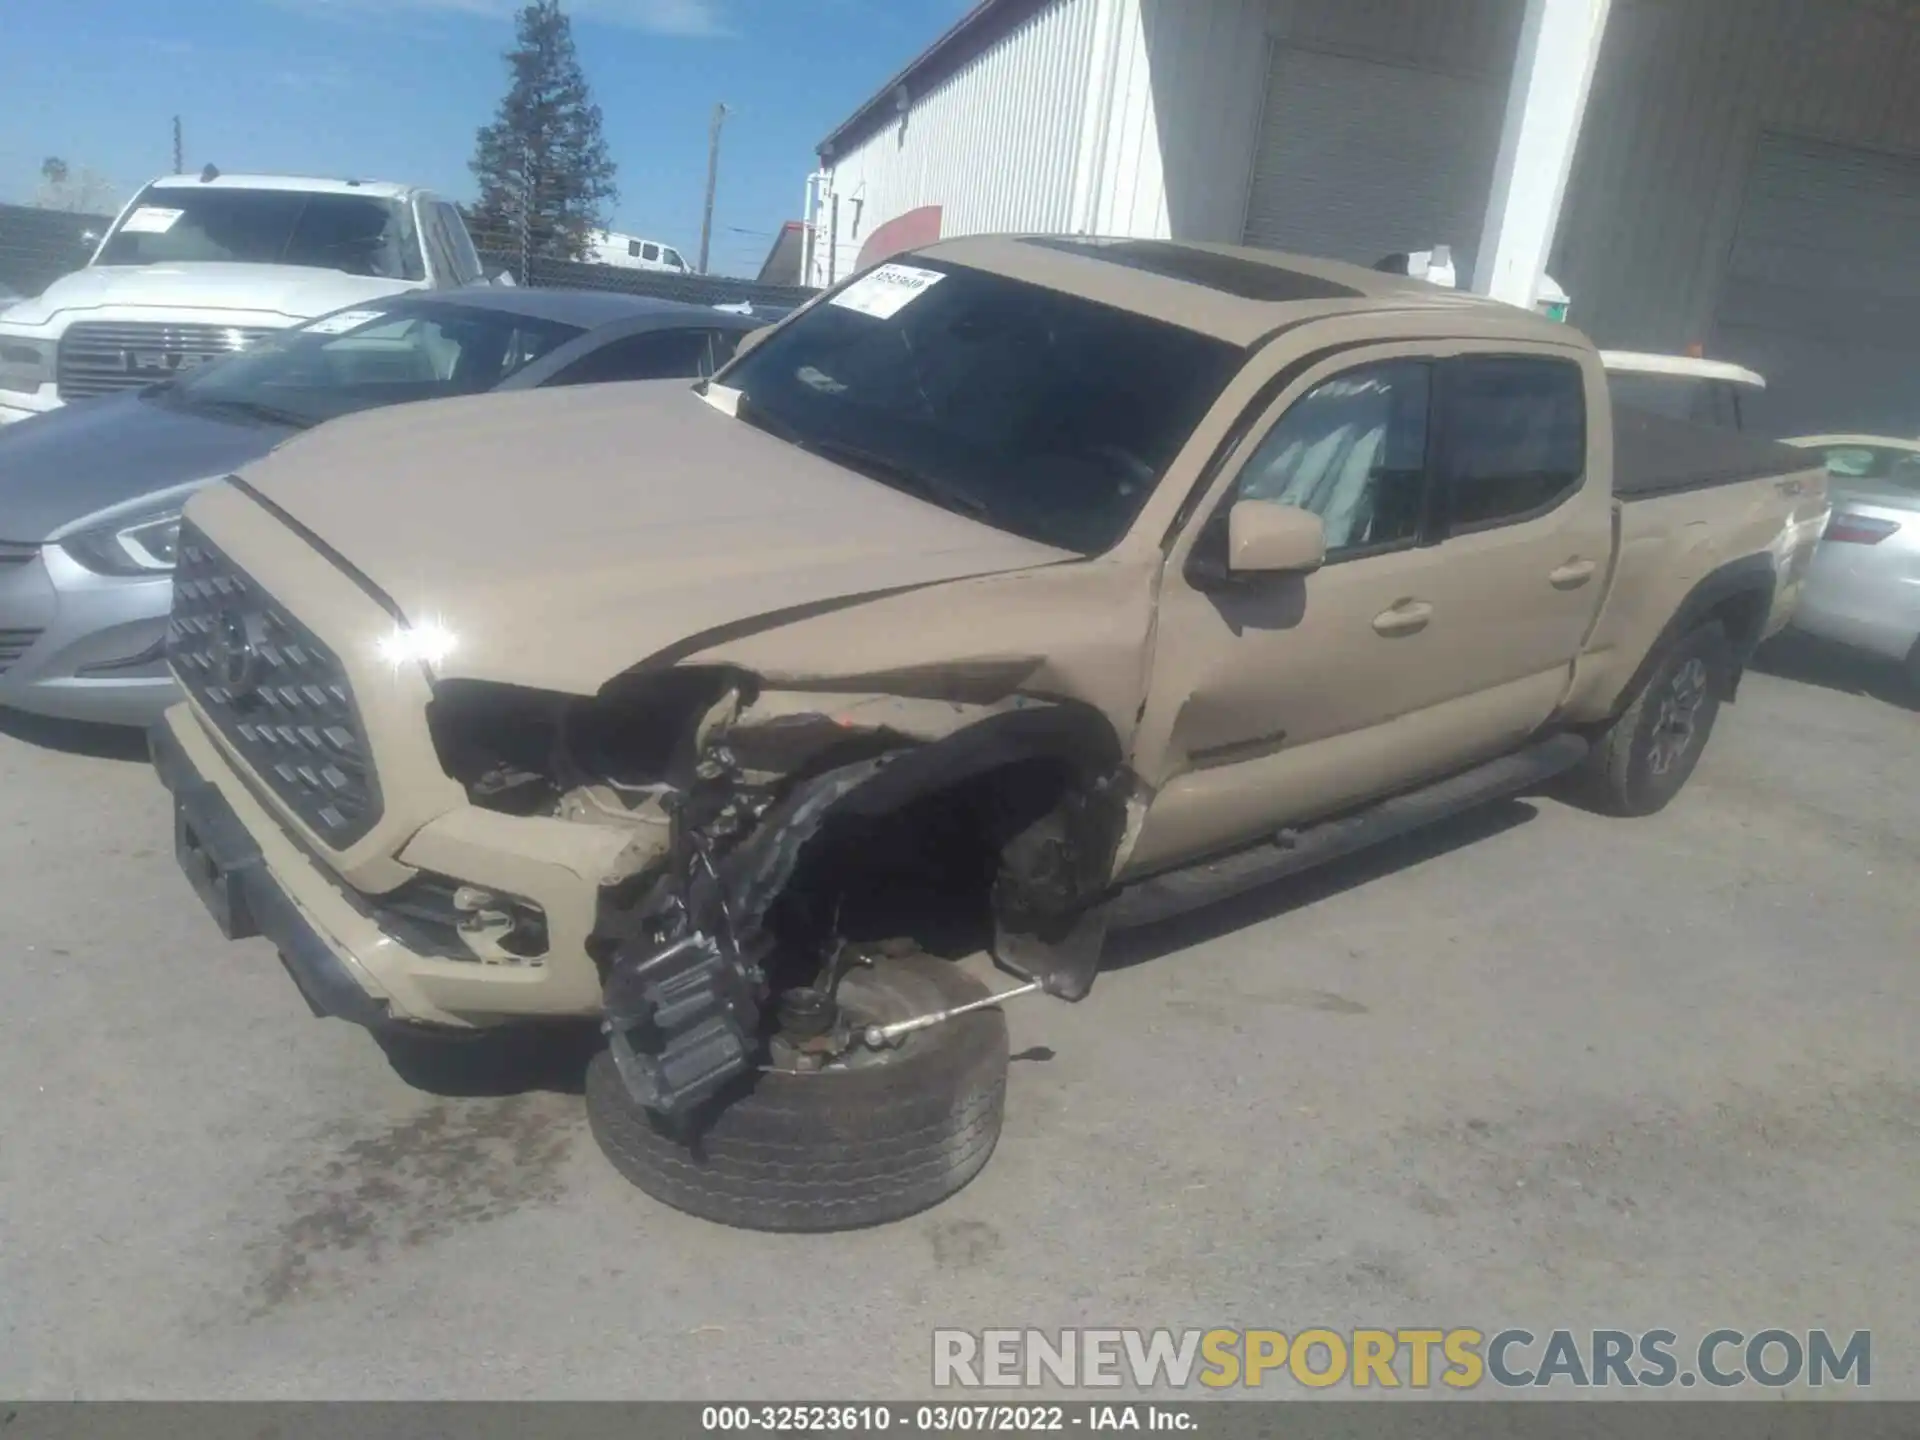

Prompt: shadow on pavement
[0,706,151,762]
[1751,632,1917,711]
[375,1021,603,1098]
[1103,797,1540,973]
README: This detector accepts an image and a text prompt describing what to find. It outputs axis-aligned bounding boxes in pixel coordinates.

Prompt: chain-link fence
[470,233,812,310]
[0,203,814,313]
[0,202,109,300]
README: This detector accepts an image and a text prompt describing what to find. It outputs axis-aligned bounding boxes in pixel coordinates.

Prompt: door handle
[1372,599,1434,637]
[1549,558,1598,589]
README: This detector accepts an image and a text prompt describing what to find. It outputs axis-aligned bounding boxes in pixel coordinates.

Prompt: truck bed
[1611,406,1813,499]
[1562,407,1830,721]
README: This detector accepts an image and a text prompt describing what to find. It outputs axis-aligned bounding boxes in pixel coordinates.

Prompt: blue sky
[0,0,972,277]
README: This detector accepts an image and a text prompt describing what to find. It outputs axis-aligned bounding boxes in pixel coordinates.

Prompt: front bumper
[0,384,59,425]
[152,701,627,1030]
[0,542,175,726]
[153,714,395,1030]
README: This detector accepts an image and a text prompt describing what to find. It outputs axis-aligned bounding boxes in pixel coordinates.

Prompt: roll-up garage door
[1242,44,1508,274]
[1711,134,1920,438]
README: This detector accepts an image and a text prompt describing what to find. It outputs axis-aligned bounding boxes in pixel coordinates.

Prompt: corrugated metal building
[809,0,1920,436]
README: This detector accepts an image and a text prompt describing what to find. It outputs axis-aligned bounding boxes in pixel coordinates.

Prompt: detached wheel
[586,953,1009,1231]
[1581,621,1732,816]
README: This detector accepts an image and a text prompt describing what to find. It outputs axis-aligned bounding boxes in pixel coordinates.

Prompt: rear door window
[1438,357,1587,532]
[546,328,714,386]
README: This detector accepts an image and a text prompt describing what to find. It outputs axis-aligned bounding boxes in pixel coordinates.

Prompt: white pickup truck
[0,171,489,425]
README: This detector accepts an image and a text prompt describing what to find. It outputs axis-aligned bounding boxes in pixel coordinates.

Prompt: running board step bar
[1111,732,1590,931]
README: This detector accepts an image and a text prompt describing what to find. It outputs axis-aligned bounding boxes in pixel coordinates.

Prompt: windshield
[716,260,1239,553]
[96,187,427,281]
[155,301,581,429]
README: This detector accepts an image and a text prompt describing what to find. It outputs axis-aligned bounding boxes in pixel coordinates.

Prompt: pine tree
[469,1,618,265]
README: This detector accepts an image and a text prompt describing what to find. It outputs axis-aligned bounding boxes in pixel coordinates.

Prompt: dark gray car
[0,287,759,725]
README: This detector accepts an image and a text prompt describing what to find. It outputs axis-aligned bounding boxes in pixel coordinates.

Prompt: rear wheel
[586,952,1009,1231]
[1580,622,1732,816]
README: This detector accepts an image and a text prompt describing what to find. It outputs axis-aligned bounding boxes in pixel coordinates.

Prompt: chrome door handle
[1372,600,1434,636]
[1549,559,1598,588]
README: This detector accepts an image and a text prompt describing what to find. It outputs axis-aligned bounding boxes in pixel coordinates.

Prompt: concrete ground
[0,637,1914,1400]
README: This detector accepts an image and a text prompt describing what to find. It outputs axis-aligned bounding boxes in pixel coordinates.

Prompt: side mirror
[1227,499,1326,574]
[729,325,772,362]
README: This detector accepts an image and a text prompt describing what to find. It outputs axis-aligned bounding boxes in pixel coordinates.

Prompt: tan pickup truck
[151,237,1828,1231]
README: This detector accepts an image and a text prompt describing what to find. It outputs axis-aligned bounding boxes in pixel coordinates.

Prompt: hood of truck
[0,264,416,330]
[222,381,1075,695]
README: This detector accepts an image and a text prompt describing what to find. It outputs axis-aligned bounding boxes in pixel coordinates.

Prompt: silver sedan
[0,288,759,726]
[1784,434,1920,687]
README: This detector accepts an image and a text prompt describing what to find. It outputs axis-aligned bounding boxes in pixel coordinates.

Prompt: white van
[587,230,691,275]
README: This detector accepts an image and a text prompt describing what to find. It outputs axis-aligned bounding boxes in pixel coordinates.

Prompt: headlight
[58,507,183,576]
[0,337,54,394]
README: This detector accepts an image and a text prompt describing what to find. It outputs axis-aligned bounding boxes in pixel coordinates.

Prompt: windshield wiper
[804,437,992,521]
[174,395,317,431]
[734,397,989,520]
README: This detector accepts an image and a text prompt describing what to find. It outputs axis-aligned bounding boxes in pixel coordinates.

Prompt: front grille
[58,321,279,400]
[168,521,382,846]
[0,540,37,568]
[0,627,43,674]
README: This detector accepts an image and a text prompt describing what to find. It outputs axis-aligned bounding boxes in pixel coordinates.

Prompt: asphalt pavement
[1,641,1915,1399]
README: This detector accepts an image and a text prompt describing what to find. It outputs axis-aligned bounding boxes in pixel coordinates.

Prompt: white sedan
[1783,434,1920,687]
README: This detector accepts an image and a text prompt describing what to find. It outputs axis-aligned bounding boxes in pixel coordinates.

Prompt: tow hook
[861,980,1043,1050]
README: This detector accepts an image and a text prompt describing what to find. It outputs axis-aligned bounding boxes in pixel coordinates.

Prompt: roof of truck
[145,173,421,201]
[914,235,1576,349]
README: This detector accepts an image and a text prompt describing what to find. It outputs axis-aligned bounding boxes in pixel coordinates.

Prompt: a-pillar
[1471,0,1614,308]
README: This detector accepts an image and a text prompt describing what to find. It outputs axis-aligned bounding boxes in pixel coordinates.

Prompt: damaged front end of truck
[425,662,1136,1120]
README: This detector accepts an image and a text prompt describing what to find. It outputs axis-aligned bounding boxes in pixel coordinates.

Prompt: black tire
[1580,621,1732,817]
[586,953,1009,1231]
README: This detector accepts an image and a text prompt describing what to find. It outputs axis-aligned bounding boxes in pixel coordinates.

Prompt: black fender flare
[716,700,1126,933]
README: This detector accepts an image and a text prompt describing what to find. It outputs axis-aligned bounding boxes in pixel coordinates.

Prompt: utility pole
[697,101,731,275]
[172,116,184,174]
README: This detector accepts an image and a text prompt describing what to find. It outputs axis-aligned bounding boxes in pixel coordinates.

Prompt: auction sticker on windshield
[118,207,184,235]
[303,310,387,336]
[830,263,945,320]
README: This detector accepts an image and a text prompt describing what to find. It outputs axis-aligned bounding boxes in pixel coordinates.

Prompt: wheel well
[1605,559,1778,720]
[1704,586,1770,661]
[764,755,1083,987]
[1700,584,1772,700]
